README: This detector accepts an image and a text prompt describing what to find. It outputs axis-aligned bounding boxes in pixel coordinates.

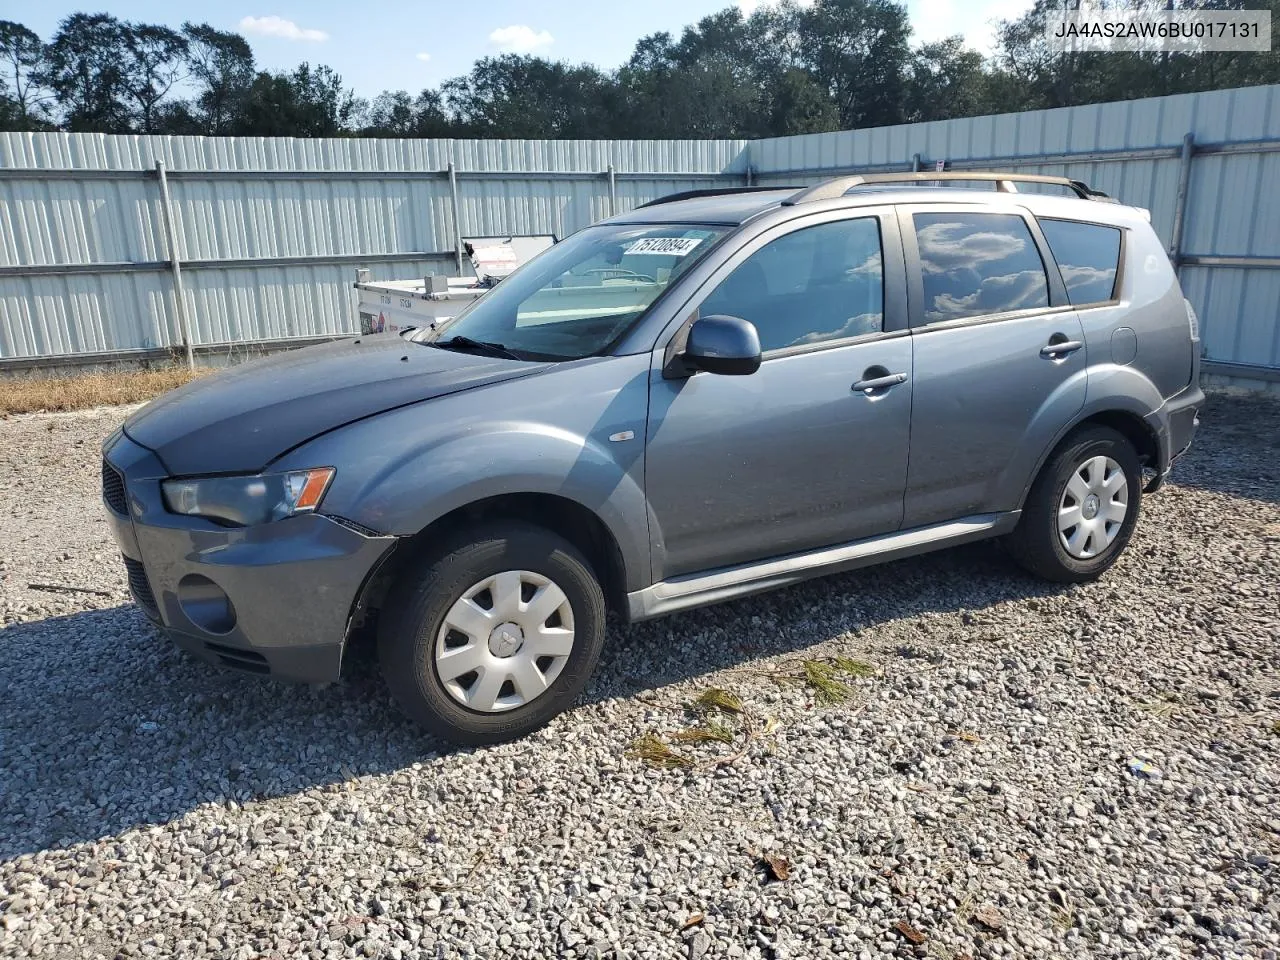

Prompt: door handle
[851,372,908,393]
[1040,339,1084,358]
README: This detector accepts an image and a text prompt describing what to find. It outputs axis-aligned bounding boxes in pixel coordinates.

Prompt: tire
[377,521,607,746]
[1005,425,1142,583]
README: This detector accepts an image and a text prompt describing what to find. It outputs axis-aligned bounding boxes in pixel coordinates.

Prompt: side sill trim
[627,512,1019,621]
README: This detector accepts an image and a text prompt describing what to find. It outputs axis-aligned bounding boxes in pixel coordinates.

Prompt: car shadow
[0,539,1065,862]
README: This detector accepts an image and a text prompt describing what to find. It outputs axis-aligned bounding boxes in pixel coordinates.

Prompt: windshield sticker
[626,237,703,256]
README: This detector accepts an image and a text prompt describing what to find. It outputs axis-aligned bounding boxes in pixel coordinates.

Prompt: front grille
[102,460,127,514]
[121,556,158,617]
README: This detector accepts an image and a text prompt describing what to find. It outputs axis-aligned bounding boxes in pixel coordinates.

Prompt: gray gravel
[1,392,1278,960]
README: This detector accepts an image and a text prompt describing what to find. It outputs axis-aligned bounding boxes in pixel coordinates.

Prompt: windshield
[411,223,729,360]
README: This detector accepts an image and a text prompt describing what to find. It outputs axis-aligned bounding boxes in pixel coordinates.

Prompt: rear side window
[913,212,1049,323]
[700,217,884,352]
[1038,218,1122,305]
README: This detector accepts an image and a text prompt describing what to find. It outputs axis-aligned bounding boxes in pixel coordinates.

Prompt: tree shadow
[0,539,1062,862]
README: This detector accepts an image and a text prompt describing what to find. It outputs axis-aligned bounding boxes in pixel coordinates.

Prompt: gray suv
[102,172,1203,744]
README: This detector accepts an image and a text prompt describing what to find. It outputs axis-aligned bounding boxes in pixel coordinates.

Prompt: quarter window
[913,212,1050,323]
[1039,218,1122,306]
[699,218,884,352]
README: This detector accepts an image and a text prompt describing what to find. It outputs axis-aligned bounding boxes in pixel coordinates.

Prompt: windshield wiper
[431,335,524,361]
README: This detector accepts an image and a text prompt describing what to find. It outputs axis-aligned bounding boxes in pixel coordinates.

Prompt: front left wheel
[378,521,607,745]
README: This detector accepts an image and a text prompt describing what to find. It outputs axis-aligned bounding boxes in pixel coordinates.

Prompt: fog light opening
[177,574,237,635]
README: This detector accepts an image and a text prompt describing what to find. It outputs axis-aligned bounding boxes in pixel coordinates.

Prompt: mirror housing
[683,315,762,376]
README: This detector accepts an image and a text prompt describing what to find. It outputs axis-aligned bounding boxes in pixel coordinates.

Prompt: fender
[273,354,655,592]
[353,422,651,589]
[1011,363,1166,508]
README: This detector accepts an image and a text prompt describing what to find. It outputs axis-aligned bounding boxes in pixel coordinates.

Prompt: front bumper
[103,433,396,683]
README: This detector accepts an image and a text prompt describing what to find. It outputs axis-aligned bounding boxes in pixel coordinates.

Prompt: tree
[182,23,254,135]
[361,88,453,138]
[121,23,187,132]
[797,0,914,128]
[0,20,52,129]
[236,63,359,137]
[769,68,840,136]
[443,55,616,138]
[904,37,991,123]
[43,13,130,132]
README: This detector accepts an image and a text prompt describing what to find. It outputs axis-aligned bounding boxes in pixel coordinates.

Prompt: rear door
[900,205,1087,527]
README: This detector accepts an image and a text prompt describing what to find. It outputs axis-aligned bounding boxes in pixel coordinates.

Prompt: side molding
[627,512,1019,620]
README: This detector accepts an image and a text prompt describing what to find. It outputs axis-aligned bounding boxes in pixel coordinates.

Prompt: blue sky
[9,0,1033,98]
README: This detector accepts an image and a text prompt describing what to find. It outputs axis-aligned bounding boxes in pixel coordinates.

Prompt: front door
[900,206,1088,527]
[644,210,913,580]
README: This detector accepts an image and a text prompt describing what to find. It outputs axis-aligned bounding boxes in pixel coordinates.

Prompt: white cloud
[415,52,432,62]
[928,269,1048,320]
[238,15,328,42]
[488,24,554,54]
[917,220,1028,274]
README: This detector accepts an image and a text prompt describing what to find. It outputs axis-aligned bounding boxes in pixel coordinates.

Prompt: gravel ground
[1,392,1277,960]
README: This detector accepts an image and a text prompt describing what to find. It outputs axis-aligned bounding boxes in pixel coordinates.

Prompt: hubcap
[1058,455,1128,559]
[434,570,575,713]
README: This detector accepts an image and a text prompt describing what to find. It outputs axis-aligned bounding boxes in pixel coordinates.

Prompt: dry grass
[670,720,737,745]
[695,687,744,714]
[0,366,202,416]
[627,734,693,769]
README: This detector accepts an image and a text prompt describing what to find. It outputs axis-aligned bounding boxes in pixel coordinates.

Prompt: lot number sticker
[627,237,703,256]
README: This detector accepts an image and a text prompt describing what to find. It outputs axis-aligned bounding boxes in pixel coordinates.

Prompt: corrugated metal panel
[4,87,1280,374]
[751,85,1280,371]
[0,133,748,360]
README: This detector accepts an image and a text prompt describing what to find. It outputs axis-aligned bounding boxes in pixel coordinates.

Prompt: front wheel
[378,521,607,745]
[1006,425,1142,583]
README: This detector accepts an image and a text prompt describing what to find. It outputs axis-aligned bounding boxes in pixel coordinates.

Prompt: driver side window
[700,217,884,352]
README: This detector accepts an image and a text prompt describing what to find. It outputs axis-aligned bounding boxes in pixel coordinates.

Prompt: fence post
[1169,132,1196,270]
[607,163,617,217]
[154,160,194,370]
[447,159,464,275]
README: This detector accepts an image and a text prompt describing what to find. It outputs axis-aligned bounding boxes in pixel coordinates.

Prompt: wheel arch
[345,492,630,661]
[1017,405,1162,510]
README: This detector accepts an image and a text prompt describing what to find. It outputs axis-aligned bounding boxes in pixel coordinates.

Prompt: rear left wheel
[1005,425,1142,583]
[378,521,606,745]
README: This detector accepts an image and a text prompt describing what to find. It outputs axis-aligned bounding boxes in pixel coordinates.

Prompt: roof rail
[781,172,1114,206]
[636,186,800,209]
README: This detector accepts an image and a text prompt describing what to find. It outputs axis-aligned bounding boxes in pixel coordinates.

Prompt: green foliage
[802,660,854,704]
[5,0,1280,138]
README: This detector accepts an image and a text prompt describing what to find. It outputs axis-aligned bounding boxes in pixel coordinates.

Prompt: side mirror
[683,315,762,376]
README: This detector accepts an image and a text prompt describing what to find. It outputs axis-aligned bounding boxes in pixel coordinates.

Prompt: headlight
[162,467,334,527]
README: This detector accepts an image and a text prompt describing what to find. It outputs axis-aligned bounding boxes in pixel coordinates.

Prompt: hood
[124,335,550,475]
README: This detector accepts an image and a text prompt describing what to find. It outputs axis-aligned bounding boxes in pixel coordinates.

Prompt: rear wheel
[1006,426,1142,583]
[378,522,606,745]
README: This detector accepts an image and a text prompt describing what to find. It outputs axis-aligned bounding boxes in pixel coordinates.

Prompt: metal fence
[2,83,1280,383]
[0,135,748,366]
